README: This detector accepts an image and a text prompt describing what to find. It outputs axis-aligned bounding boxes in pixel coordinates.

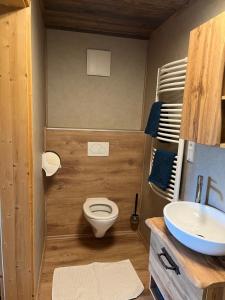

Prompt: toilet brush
[130,193,139,230]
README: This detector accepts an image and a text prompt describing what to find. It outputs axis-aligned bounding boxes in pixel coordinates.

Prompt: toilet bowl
[83,198,119,238]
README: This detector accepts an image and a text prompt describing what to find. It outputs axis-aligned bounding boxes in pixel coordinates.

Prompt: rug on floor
[52,259,144,300]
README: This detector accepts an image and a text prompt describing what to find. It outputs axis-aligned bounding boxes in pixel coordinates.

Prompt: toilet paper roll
[42,152,61,177]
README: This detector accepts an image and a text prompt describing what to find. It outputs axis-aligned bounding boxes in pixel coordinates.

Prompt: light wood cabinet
[181,12,225,146]
[146,218,225,300]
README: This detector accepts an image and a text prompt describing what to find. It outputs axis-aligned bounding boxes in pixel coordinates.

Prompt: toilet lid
[83,198,119,220]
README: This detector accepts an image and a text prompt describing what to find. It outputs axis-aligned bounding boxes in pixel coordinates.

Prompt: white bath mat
[52,259,144,300]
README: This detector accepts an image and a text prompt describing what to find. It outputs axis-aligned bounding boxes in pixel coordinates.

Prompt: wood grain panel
[41,0,189,39]
[205,287,225,300]
[37,234,149,300]
[44,9,152,39]
[0,7,33,300]
[45,129,145,237]
[0,0,29,8]
[181,12,225,145]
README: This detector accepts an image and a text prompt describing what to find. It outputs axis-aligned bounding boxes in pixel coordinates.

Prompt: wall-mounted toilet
[83,198,119,238]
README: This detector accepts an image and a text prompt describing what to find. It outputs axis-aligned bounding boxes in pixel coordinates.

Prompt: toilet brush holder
[130,193,139,230]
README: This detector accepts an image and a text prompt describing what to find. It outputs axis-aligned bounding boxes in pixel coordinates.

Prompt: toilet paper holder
[42,151,61,177]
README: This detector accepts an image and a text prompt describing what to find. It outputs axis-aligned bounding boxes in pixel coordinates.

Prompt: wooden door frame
[0,5,34,300]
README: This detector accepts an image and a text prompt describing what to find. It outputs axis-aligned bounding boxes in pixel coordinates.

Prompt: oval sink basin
[164,201,225,256]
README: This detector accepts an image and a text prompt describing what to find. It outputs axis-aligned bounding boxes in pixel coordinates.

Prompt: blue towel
[145,101,163,137]
[149,150,176,190]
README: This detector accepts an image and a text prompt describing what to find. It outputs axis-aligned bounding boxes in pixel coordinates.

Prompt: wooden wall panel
[45,129,145,237]
[0,7,33,300]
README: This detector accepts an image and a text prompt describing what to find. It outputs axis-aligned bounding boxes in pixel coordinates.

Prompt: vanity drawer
[150,232,203,300]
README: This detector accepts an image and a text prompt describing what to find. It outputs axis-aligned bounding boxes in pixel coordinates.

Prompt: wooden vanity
[146,217,225,300]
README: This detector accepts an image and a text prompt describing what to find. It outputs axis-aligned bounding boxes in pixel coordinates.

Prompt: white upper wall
[47,30,147,130]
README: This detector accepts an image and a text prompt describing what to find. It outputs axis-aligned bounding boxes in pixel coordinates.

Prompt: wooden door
[180,12,225,146]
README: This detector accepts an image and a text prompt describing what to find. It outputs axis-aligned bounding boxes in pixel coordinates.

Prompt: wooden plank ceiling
[42,0,189,39]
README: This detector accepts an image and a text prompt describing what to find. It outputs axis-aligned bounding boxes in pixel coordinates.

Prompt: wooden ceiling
[41,0,189,39]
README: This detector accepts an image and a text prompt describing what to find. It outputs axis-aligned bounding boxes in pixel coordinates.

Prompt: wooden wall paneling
[0,10,17,299]
[0,7,33,300]
[45,129,145,237]
[0,0,30,8]
[181,12,225,145]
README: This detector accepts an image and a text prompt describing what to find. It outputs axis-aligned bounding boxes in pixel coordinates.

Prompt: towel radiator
[149,57,187,202]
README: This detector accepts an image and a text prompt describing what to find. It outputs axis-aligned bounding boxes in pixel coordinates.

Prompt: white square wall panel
[87,49,111,77]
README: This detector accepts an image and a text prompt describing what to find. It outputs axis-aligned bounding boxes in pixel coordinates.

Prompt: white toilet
[83,197,119,238]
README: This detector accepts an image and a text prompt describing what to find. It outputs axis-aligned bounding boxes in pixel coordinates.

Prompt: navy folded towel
[145,101,163,137]
[149,149,176,190]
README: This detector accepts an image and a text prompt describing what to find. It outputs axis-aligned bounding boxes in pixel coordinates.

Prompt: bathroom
[0,0,225,299]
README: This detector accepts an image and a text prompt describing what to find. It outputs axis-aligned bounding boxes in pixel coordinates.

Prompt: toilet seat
[83,198,119,220]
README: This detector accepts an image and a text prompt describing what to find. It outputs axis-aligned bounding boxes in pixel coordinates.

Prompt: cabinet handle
[157,247,180,275]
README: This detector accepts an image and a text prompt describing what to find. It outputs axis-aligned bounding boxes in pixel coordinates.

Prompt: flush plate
[88,142,109,156]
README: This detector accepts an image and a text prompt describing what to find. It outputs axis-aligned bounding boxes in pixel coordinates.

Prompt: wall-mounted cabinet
[181,12,225,146]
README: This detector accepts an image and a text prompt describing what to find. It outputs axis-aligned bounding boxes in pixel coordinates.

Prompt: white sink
[164,201,225,256]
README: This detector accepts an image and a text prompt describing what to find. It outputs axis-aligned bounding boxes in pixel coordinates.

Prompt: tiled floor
[38,233,151,299]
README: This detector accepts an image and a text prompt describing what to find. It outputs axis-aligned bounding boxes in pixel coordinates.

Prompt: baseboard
[35,239,46,300]
[46,230,138,241]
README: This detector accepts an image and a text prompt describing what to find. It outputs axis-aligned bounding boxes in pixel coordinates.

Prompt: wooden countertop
[146,217,225,289]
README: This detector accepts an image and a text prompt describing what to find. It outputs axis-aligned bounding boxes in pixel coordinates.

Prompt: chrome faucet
[195,175,203,203]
